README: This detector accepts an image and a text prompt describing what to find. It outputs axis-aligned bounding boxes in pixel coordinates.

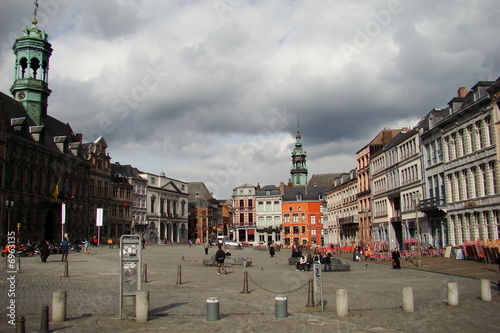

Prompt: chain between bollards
[176,265,182,285]
[306,278,314,307]
[240,271,250,294]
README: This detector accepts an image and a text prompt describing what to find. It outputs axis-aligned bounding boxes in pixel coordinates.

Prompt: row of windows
[426,173,445,199]
[443,117,493,162]
[400,163,420,186]
[424,138,443,167]
[446,162,497,202]
[448,210,500,243]
[150,196,186,216]
[257,201,281,212]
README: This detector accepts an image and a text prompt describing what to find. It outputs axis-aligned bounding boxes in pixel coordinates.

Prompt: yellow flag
[52,180,60,201]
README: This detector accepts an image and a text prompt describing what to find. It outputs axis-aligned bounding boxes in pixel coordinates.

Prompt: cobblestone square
[1,245,499,332]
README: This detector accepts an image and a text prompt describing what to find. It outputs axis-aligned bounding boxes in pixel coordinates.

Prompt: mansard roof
[307,173,344,187]
[282,185,328,201]
[256,185,281,196]
[188,181,215,200]
[0,90,84,158]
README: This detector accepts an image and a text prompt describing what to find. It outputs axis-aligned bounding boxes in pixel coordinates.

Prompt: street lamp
[413,194,422,268]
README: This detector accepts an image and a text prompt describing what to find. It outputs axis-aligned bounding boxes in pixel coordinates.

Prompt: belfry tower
[10,0,53,126]
[290,121,308,186]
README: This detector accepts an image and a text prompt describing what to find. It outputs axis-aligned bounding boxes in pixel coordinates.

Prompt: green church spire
[10,0,53,126]
[290,119,308,186]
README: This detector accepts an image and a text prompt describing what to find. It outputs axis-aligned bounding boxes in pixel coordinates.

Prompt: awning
[247,229,255,235]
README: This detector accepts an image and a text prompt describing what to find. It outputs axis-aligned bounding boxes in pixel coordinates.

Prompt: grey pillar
[480,279,491,301]
[52,290,67,322]
[136,290,149,322]
[402,286,414,312]
[336,289,348,317]
[447,282,459,306]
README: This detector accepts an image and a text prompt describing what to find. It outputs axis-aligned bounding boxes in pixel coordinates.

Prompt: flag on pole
[52,180,60,201]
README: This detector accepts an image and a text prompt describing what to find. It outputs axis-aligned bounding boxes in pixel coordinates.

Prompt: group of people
[295,252,333,271]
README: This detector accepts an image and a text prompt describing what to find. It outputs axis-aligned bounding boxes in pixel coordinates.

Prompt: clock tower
[10,0,53,126]
[290,121,308,186]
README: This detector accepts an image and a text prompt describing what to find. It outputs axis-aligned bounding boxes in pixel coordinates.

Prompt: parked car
[224,241,243,248]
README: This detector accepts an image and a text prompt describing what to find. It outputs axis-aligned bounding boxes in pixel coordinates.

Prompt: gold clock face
[17,91,25,100]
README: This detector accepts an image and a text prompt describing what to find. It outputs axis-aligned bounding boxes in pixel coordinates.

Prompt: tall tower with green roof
[10,0,53,126]
[290,121,308,186]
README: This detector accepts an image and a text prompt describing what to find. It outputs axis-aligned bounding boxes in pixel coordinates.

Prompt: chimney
[279,182,285,195]
[75,133,83,143]
[457,86,468,98]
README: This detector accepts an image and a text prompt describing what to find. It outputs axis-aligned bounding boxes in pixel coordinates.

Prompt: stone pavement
[1,244,499,332]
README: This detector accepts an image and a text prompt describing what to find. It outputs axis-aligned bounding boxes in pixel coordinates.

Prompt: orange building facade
[281,186,327,246]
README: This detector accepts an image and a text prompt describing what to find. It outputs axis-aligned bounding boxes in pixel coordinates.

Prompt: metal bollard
[15,316,25,333]
[16,254,21,272]
[142,264,148,283]
[206,297,220,321]
[402,286,414,312]
[39,305,49,333]
[52,290,67,322]
[64,259,69,277]
[480,279,491,301]
[275,296,288,318]
[136,290,149,322]
[240,271,250,294]
[306,278,314,307]
[176,265,182,285]
[336,289,349,317]
[447,282,459,306]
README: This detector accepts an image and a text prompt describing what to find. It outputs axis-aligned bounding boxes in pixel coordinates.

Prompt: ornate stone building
[1,15,89,244]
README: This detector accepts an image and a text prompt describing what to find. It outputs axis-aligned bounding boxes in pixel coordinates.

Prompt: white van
[216,236,229,245]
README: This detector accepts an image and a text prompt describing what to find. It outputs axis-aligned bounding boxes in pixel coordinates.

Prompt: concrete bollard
[447,282,459,306]
[206,297,220,321]
[480,279,491,301]
[52,290,67,322]
[135,290,149,322]
[275,296,288,318]
[15,316,25,333]
[38,305,49,333]
[402,286,414,312]
[336,289,348,317]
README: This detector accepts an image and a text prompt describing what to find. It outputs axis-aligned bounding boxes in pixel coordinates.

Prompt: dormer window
[296,193,303,201]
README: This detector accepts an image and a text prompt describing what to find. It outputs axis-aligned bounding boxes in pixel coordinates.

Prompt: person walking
[269,245,275,257]
[215,245,227,275]
[204,241,209,255]
[40,240,50,263]
[82,239,89,254]
[392,248,401,269]
[107,238,113,248]
[60,237,70,262]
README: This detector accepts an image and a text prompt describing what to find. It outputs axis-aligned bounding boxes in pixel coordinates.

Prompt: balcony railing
[419,197,445,211]
[339,216,359,225]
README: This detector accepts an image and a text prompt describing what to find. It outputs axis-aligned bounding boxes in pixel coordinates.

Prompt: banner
[96,208,103,227]
[61,203,66,224]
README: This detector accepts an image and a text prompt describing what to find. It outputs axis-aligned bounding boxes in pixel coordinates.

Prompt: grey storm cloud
[0,0,499,198]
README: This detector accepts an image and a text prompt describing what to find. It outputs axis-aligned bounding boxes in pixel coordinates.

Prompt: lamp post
[5,200,14,244]
[413,194,422,268]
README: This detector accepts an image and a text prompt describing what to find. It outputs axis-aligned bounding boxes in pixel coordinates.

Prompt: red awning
[247,229,255,235]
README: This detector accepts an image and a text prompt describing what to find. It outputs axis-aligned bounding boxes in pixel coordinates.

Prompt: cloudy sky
[1,0,499,198]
